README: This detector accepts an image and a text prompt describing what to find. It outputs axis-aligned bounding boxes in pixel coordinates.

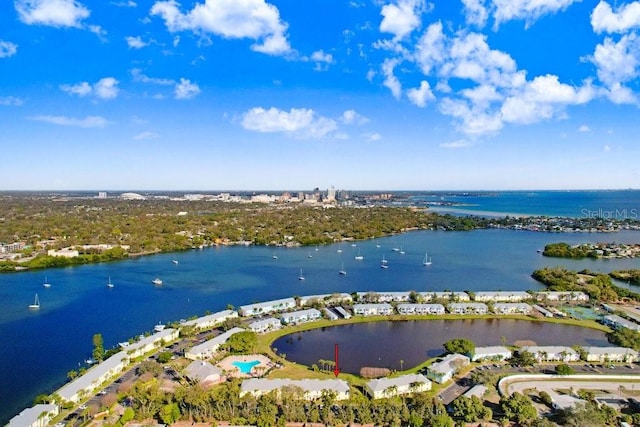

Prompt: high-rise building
[327,186,336,202]
[97,191,107,199]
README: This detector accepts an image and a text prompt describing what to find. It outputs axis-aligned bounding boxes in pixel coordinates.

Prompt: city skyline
[2,0,640,191]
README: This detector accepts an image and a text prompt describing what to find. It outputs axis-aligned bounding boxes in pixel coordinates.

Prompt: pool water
[232,360,260,373]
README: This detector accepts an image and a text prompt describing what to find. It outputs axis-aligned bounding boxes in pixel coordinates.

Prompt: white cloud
[415,22,446,75]
[605,82,637,104]
[440,139,473,148]
[310,50,334,71]
[341,110,369,125]
[174,78,200,99]
[0,40,18,58]
[60,78,119,99]
[131,68,175,85]
[15,0,90,27]
[0,96,24,106]
[241,107,337,139]
[363,132,382,142]
[591,1,640,34]
[380,0,426,40]
[29,115,108,128]
[578,124,591,132]
[126,36,149,49]
[150,0,292,56]
[111,0,137,6]
[407,80,435,107]
[440,97,503,135]
[94,77,119,99]
[382,58,402,99]
[590,34,640,87]
[491,0,579,29]
[462,0,488,27]
[133,131,159,140]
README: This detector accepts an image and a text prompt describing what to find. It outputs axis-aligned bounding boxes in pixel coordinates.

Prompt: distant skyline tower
[327,186,336,202]
[97,191,107,199]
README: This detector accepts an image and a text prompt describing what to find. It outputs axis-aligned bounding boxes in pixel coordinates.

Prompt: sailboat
[29,293,40,310]
[381,254,388,264]
[399,245,405,255]
[423,252,432,266]
[152,278,163,285]
[298,269,305,281]
[172,259,179,265]
[272,252,278,260]
[338,262,347,275]
[308,251,313,258]
[42,276,51,288]
[107,276,114,288]
[354,249,363,260]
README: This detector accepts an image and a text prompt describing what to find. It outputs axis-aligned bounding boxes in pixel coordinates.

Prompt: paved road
[503,375,640,395]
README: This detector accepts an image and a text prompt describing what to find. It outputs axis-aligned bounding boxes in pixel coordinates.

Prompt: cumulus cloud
[150,0,292,55]
[440,139,473,148]
[491,0,579,29]
[0,40,18,58]
[382,58,402,99]
[578,124,591,132]
[310,50,334,71]
[29,115,108,128]
[363,132,382,142]
[590,34,640,87]
[126,36,149,49]
[591,1,640,34]
[462,0,488,27]
[174,78,200,99]
[407,80,435,107]
[379,0,426,40]
[241,107,338,139]
[111,0,137,6]
[341,110,369,125]
[15,0,90,27]
[60,78,119,100]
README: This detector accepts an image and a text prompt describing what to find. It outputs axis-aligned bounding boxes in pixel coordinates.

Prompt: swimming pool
[232,360,260,374]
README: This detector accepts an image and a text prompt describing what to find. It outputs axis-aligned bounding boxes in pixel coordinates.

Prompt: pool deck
[217,354,272,378]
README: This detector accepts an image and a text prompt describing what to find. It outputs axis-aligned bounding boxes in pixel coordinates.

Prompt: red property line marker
[333,343,340,377]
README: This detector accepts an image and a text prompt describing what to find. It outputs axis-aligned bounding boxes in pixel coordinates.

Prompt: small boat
[351,243,357,247]
[29,293,40,310]
[107,277,114,288]
[381,263,389,269]
[354,249,363,260]
[42,277,51,288]
[423,252,432,266]
[298,269,305,281]
[338,262,347,276]
[399,246,405,255]
[381,255,388,264]
[272,252,278,259]
[172,259,179,265]
[308,251,313,258]
[152,278,163,285]
[154,322,166,332]
[85,358,96,365]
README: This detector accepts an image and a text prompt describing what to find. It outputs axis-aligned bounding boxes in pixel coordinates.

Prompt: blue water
[1,190,640,422]
[232,360,260,374]
[413,189,640,218]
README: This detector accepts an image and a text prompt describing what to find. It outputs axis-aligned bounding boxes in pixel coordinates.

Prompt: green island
[610,269,640,286]
[543,242,640,259]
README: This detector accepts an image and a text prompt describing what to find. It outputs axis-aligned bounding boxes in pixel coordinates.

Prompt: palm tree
[399,359,404,371]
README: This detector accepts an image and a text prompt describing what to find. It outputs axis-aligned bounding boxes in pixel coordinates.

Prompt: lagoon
[1,228,639,422]
[272,319,610,374]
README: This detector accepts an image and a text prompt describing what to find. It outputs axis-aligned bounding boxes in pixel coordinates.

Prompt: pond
[272,319,610,374]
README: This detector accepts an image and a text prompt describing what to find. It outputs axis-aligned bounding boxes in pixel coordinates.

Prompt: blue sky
[1,0,640,191]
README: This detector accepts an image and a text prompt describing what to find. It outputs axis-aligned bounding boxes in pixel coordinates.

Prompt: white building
[324,308,339,321]
[536,291,589,302]
[298,293,353,307]
[365,374,431,399]
[47,248,79,258]
[238,298,297,317]
[353,303,393,316]
[57,351,129,403]
[181,310,238,331]
[493,303,533,315]
[240,378,350,401]
[397,303,445,315]
[474,291,532,302]
[185,360,223,385]
[248,317,282,334]
[471,346,512,362]
[520,346,579,362]
[427,354,470,384]
[334,306,352,319]
[583,346,639,363]
[448,303,488,315]
[420,291,470,302]
[121,328,179,359]
[356,291,412,303]
[185,327,245,360]
[281,308,322,325]
[8,404,58,427]
[603,315,640,331]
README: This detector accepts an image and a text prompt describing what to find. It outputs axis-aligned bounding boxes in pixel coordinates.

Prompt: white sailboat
[354,249,363,260]
[308,251,313,258]
[152,278,163,285]
[423,252,432,266]
[298,269,305,281]
[399,245,405,255]
[107,276,114,288]
[339,262,347,275]
[29,293,40,309]
[172,259,179,265]
[272,252,278,260]
[42,276,51,288]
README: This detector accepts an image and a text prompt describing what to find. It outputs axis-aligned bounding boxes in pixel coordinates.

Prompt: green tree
[159,402,181,424]
[555,363,575,375]
[92,333,104,362]
[511,350,536,367]
[450,395,492,422]
[500,392,537,425]
[443,338,475,355]
[225,331,258,353]
[607,327,640,350]
[157,351,172,364]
